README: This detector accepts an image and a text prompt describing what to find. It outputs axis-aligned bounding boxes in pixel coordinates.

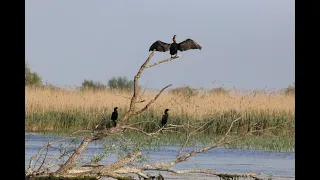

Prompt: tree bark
[56,137,93,174]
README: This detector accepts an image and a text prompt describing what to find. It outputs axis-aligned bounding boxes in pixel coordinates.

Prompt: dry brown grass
[25,86,294,117]
[25,86,295,136]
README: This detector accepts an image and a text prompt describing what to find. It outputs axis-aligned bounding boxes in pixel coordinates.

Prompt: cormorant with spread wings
[149,35,202,58]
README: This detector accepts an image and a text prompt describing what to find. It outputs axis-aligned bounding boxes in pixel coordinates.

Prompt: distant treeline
[25,62,294,95]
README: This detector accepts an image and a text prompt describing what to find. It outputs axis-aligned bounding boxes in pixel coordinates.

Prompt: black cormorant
[161,109,169,127]
[111,107,118,127]
[149,35,202,58]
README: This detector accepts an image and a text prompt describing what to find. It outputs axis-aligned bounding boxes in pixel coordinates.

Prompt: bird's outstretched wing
[149,40,171,52]
[178,39,202,51]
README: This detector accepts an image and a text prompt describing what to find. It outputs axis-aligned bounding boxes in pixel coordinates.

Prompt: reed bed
[25,86,295,138]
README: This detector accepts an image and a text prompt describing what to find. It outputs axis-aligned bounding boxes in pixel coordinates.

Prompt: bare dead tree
[27,52,181,177]
[53,51,179,175]
[27,52,268,180]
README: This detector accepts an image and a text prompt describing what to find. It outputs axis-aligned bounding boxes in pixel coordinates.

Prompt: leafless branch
[217,116,242,143]
[121,126,159,136]
[121,122,183,137]
[113,94,132,100]
[27,130,90,175]
[176,116,218,157]
[171,117,242,166]
[91,152,142,174]
[137,81,148,103]
[191,119,217,135]
[134,84,172,115]
[124,120,161,128]
[129,51,155,110]
[146,56,181,68]
[113,94,145,103]
[176,133,191,158]
[176,119,191,157]
[37,141,50,171]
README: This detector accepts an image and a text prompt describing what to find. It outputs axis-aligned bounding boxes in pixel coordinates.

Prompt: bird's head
[164,109,169,113]
[114,107,118,111]
[172,35,177,43]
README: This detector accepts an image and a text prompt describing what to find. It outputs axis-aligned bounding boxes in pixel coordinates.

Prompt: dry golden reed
[25,86,295,134]
[25,87,294,115]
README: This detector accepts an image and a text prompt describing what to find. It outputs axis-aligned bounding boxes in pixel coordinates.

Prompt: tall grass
[25,86,294,138]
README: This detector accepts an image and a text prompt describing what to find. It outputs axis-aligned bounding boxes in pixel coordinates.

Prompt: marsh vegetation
[25,82,294,152]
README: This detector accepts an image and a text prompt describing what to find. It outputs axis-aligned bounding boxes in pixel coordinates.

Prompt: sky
[25,0,295,91]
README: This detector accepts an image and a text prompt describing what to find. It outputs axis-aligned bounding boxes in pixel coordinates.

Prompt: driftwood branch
[66,165,258,180]
[137,166,258,178]
[91,152,141,174]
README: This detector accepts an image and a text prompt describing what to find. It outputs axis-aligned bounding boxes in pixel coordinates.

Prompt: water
[25,133,295,179]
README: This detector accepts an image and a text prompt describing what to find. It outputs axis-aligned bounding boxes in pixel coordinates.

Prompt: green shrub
[168,86,197,97]
[208,87,229,95]
[107,76,134,91]
[25,62,42,86]
[81,79,106,90]
[282,83,295,95]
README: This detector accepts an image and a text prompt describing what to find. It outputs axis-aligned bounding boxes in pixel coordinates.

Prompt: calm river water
[25,133,294,179]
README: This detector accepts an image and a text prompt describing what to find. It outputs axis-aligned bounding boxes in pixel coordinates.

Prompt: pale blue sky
[25,0,294,90]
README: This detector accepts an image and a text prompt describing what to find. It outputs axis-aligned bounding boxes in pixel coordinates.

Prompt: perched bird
[111,107,118,127]
[149,35,202,58]
[161,109,169,127]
